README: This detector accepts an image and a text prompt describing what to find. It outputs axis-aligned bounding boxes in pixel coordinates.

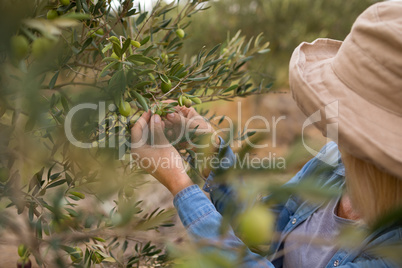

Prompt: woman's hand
[163,104,221,177]
[130,111,193,196]
[164,104,220,148]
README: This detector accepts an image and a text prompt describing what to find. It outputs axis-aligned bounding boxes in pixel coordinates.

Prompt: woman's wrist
[166,172,193,196]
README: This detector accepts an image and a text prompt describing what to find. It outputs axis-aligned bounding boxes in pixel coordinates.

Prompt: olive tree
[0,0,271,266]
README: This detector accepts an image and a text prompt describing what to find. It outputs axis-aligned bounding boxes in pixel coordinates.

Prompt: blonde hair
[341,149,402,224]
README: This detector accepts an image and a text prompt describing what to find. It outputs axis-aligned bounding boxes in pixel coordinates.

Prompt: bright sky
[112,0,176,11]
[138,0,175,10]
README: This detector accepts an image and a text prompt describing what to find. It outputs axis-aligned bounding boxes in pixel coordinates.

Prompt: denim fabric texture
[174,141,402,267]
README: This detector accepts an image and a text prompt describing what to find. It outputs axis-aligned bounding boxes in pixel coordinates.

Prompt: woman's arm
[163,106,242,215]
[131,111,274,267]
[175,185,274,267]
[130,111,193,195]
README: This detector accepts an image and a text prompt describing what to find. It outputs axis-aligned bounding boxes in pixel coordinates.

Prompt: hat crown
[288,1,402,179]
[332,2,402,116]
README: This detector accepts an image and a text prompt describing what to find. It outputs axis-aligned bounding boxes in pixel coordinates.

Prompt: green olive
[178,95,187,106]
[70,247,83,263]
[131,40,141,48]
[190,97,202,105]
[176,28,185,39]
[10,35,29,60]
[17,244,28,257]
[60,0,70,6]
[184,98,192,108]
[161,80,172,94]
[0,167,10,183]
[87,30,97,38]
[119,101,131,117]
[70,191,85,199]
[160,53,168,64]
[111,53,120,69]
[108,36,119,43]
[124,187,134,198]
[95,28,104,35]
[91,252,104,264]
[237,206,274,245]
[31,38,54,58]
[47,10,59,20]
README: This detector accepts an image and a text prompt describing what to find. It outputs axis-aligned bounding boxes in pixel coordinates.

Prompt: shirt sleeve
[201,137,240,215]
[337,258,398,268]
[174,184,275,267]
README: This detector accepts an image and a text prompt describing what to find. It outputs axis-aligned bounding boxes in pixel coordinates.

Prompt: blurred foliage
[0,0,400,267]
[0,0,271,266]
[183,0,379,87]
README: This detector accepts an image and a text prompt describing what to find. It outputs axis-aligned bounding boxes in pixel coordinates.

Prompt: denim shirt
[173,141,402,267]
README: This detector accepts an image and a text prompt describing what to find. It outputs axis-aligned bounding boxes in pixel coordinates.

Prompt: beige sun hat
[289,1,402,179]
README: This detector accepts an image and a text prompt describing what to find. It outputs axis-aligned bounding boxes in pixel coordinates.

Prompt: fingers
[186,107,199,118]
[131,111,170,147]
[131,111,151,144]
[162,99,184,115]
[173,106,193,117]
[185,108,212,131]
[165,110,214,137]
[166,129,173,138]
[161,99,176,104]
[150,114,169,146]
[162,99,194,117]
[164,119,174,129]
[165,112,188,137]
[166,112,187,126]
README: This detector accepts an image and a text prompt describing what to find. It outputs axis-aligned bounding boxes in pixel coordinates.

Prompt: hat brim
[289,38,402,178]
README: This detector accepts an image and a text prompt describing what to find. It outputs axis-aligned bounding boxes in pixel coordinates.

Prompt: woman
[131,2,402,267]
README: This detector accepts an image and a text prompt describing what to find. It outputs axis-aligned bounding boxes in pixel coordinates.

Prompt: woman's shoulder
[286,141,345,187]
[312,141,343,169]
